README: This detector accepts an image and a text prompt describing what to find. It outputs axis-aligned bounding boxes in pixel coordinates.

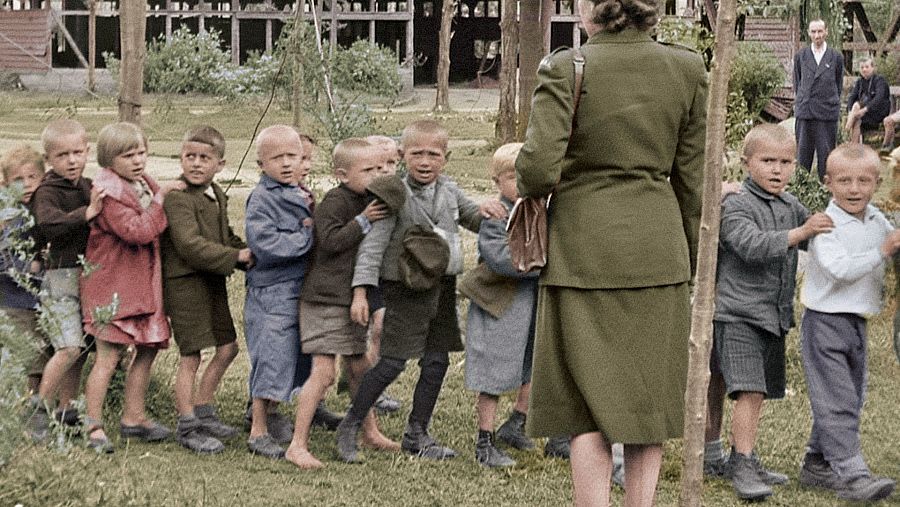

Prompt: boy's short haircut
[183,125,226,159]
[40,119,87,153]
[1,144,45,182]
[826,143,881,176]
[255,124,300,157]
[400,120,449,151]
[490,142,523,179]
[96,122,148,168]
[367,135,397,148]
[742,123,796,159]
[858,57,874,67]
[333,138,372,171]
[297,132,317,146]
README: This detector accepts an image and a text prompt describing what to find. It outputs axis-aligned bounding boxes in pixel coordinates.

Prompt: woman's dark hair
[587,0,658,33]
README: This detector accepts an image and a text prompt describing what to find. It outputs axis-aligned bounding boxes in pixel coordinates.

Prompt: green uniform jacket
[160,179,246,280]
[516,29,707,289]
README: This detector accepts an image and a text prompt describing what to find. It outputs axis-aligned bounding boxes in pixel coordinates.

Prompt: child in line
[285,138,398,469]
[29,120,103,440]
[461,143,537,467]
[708,124,833,500]
[161,126,253,454]
[0,146,52,403]
[80,122,185,453]
[798,143,899,502]
[243,125,314,458]
[336,119,505,463]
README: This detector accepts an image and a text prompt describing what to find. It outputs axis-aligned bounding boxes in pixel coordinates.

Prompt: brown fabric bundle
[506,197,548,273]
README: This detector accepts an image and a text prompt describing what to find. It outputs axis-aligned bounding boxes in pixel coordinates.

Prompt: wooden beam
[844,41,900,51]
[50,10,89,68]
[231,0,239,64]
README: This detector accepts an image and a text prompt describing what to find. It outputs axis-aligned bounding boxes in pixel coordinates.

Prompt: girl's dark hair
[588,0,658,33]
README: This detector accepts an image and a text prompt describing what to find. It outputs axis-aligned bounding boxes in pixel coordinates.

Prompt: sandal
[83,417,114,454]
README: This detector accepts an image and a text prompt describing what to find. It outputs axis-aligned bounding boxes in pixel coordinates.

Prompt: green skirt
[525,283,690,444]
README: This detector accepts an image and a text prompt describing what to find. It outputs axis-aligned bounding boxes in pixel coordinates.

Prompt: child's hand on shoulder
[362,200,389,223]
[721,181,742,199]
[880,229,900,259]
[237,248,255,270]
[85,186,106,221]
[479,199,508,220]
[303,217,314,228]
[159,180,187,196]
[802,213,834,237]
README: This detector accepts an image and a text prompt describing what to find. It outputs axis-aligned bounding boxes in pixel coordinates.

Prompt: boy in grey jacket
[335,119,504,463]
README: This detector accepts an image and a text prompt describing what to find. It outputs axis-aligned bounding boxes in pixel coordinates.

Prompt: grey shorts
[300,301,368,356]
[39,268,86,349]
[714,320,785,400]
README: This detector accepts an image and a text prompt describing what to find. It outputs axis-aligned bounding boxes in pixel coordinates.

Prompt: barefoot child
[29,120,103,440]
[243,125,314,458]
[81,122,185,453]
[285,138,398,469]
[460,143,537,467]
[798,143,899,502]
[161,126,253,454]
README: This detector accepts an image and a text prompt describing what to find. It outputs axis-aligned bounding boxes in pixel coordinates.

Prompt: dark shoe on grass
[120,420,172,442]
[177,416,224,454]
[25,398,50,443]
[311,401,343,431]
[749,451,788,486]
[730,451,773,501]
[194,404,237,439]
[799,452,842,491]
[335,417,362,463]
[544,435,571,459]
[837,474,895,502]
[248,434,285,459]
[402,424,457,460]
[266,412,294,445]
[374,393,401,414]
[704,455,730,478]
[55,406,81,427]
[475,432,515,468]
[496,410,534,450]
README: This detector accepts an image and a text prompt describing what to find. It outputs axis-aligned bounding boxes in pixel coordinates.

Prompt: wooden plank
[844,41,900,51]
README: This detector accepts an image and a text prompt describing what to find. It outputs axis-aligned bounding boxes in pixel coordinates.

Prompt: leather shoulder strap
[573,47,585,114]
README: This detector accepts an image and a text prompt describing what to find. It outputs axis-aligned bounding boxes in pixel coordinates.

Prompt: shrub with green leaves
[786,163,831,212]
[731,42,785,118]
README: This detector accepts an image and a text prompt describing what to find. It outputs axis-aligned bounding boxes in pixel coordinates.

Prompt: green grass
[1,92,900,506]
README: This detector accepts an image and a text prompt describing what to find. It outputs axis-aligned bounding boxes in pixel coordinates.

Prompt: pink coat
[80,167,170,348]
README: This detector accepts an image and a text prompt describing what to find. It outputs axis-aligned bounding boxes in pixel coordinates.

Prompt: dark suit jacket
[793,45,844,121]
[847,74,891,125]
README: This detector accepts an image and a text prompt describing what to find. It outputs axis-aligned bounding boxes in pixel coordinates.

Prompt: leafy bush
[874,52,900,86]
[330,40,401,98]
[731,42,785,118]
[786,163,830,212]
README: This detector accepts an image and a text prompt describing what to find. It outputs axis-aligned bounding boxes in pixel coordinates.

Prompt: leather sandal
[83,417,114,454]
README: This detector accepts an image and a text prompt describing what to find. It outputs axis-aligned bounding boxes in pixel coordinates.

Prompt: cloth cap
[367,174,407,213]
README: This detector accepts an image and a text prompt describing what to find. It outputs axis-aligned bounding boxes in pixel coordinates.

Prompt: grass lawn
[1,92,899,506]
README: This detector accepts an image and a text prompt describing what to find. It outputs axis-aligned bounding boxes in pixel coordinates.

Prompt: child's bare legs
[366,309,385,365]
[57,352,86,411]
[120,345,159,427]
[706,373,726,443]
[38,347,81,403]
[571,431,613,507]
[845,103,864,143]
[624,443,663,507]
[286,354,333,469]
[175,353,202,416]
[347,355,397,449]
[731,391,764,455]
[514,382,530,414]
[250,399,272,438]
[84,341,124,439]
[476,393,498,432]
[195,342,237,406]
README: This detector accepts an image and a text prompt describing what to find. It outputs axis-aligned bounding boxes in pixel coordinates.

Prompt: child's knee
[54,346,81,364]
[216,341,239,362]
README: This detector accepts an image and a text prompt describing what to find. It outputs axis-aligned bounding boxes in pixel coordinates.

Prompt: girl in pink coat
[80,122,185,453]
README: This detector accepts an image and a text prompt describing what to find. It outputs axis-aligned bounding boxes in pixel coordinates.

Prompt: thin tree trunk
[118,0,145,123]
[495,0,518,142]
[291,3,305,127]
[516,0,542,139]
[540,0,552,52]
[679,0,738,505]
[434,0,457,112]
[88,0,96,92]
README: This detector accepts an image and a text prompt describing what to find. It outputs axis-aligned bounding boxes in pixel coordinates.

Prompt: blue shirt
[244,173,314,288]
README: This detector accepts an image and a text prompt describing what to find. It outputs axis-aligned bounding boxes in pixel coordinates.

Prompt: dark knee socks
[408,352,449,429]
[345,355,406,423]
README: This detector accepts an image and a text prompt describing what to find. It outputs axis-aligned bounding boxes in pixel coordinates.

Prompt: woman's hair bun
[589,0,658,33]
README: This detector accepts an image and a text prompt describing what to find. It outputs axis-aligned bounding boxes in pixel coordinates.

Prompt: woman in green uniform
[515,0,706,504]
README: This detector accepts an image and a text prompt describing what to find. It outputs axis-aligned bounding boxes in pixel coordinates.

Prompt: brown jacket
[31,172,93,269]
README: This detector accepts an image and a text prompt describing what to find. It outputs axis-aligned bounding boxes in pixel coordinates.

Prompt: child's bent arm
[31,189,89,242]
[245,198,314,265]
[95,198,167,246]
[811,233,885,283]
[352,216,395,287]
[350,286,369,326]
[720,202,791,263]
[313,199,367,256]
[163,192,241,275]
[449,181,483,233]
[787,212,833,247]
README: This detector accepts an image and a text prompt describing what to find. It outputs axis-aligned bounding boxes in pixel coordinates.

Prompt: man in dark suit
[793,19,844,179]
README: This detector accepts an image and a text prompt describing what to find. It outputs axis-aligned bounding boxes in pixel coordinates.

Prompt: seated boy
[161,126,253,454]
[335,119,505,463]
[799,143,899,502]
[285,138,399,469]
[243,125,314,459]
[29,120,104,439]
[708,124,833,501]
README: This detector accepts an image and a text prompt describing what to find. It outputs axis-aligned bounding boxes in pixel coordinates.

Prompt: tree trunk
[679,0,738,505]
[516,0,542,139]
[291,5,305,127]
[434,0,457,112]
[88,0,96,92]
[495,0,518,143]
[118,0,145,124]
[540,0,552,52]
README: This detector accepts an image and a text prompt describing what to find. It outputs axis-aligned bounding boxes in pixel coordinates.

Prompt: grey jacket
[714,179,810,336]
[353,174,482,286]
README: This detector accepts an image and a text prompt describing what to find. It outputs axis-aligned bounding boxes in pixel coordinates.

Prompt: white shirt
[802,200,894,317]
[812,42,827,65]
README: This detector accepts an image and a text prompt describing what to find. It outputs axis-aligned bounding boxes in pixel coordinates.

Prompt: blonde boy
[285,138,397,469]
[161,126,252,454]
[367,135,400,176]
[28,120,103,440]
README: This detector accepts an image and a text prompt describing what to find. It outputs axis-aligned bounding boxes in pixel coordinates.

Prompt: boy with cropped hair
[798,143,899,502]
[335,119,506,463]
[161,126,253,454]
[28,119,104,440]
[709,123,833,501]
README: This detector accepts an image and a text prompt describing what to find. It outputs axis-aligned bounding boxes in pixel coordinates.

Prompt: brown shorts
[164,274,237,356]
[300,301,368,356]
[2,307,52,376]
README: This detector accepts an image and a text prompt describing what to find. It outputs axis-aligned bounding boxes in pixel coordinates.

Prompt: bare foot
[361,431,400,451]
[285,444,324,469]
